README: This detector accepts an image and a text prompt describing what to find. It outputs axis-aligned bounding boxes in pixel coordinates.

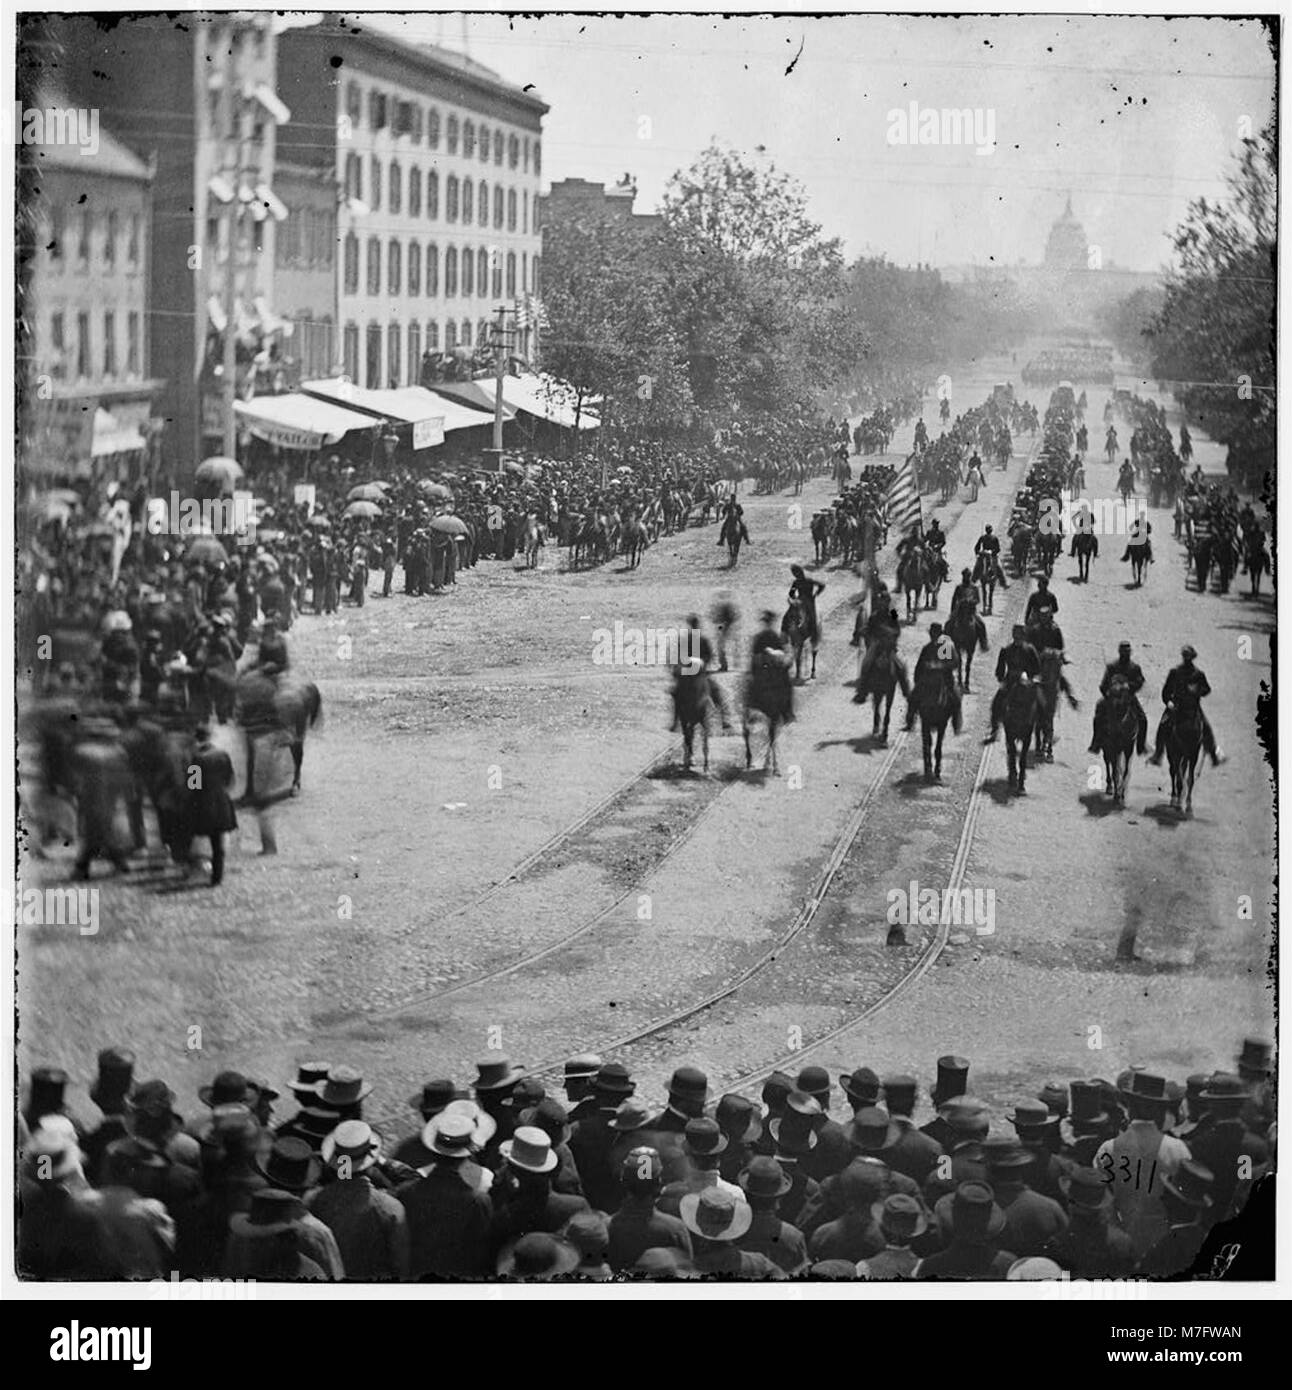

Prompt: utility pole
[221,39,243,461]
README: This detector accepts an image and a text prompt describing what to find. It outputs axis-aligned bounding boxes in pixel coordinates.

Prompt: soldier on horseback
[670,615,732,734]
[1028,607,1065,658]
[1148,645,1225,768]
[903,622,962,735]
[950,567,979,617]
[1088,641,1148,757]
[1024,577,1059,628]
[983,625,1040,744]
[924,519,949,583]
[855,602,911,705]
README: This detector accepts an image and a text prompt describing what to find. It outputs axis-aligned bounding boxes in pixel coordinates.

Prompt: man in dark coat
[1139,1160,1215,1278]
[567,1063,635,1213]
[397,1113,493,1279]
[637,1065,709,1184]
[187,725,237,885]
[487,1127,589,1259]
[1184,1074,1270,1223]
[606,1147,693,1273]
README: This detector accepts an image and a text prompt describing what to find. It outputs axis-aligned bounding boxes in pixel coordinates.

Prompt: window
[343,321,359,380]
[445,246,457,297]
[532,254,540,296]
[522,250,528,294]
[276,206,300,267]
[312,205,336,268]
[479,125,489,162]
[427,170,439,219]
[492,258,502,298]
[102,311,116,375]
[103,210,118,267]
[445,320,457,351]
[507,189,517,232]
[523,190,528,235]
[387,324,400,386]
[461,320,472,348]
[494,186,504,229]
[76,310,90,377]
[463,120,475,159]
[394,99,415,138]
[51,312,65,352]
[411,104,423,144]
[533,141,541,175]
[127,212,140,266]
[510,135,520,169]
[426,242,439,296]
[446,175,459,222]
[495,131,504,165]
[447,114,459,154]
[478,318,490,347]
[462,179,473,226]
[388,239,401,295]
[343,232,359,294]
[478,181,489,228]
[370,156,382,211]
[427,319,439,350]
[389,161,401,214]
[127,311,140,374]
[366,322,382,388]
[477,248,488,298]
[369,90,388,131]
[346,82,362,129]
[462,246,474,296]
[408,322,421,384]
[48,205,64,261]
[345,151,362,201]
[408,240,421,296]
[428,106,441,149]
[366,237,381,296]
[77,211,91,267]
[409,166,421,217]
[506,251,516,297]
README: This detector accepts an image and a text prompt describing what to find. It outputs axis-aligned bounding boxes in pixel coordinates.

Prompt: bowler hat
[873,1193,928,1241]
[315,1066,373,1107]
[198,1070,260,1108]
[408,1079,461,1116]
[229,1188,306,1238]
[1198,1073,1248,1106]
[931,1055,970,1104]
[849,1106,901,1152]
[593,1062,635,1097]
[938,1096,991,1135]
[680,1187,752,1242]
[621,1146,664,1189]
[1161,1159,1215,1210]
[608,1098,652,1132]
[683,1117,728,1157]
[1236,1038,1273,1077]
[796,1065,831,1102]
[667,1066,709,1104]
[475,1055,525,1092]
[840,1067,882,1108]
[715,1094,762,1146]
[500,1125,559,1175]
[256,1136,321,1192]
[948,1181,1005,1243]
[739,1155,793,1199]
[90,1047,137,1109]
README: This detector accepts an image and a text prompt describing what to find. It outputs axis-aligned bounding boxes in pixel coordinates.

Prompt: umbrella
[418,480,453,499]
[502,461,525,476]
[195,457,244,487]
[616,465,634,475]
[343,500,382,520]
[186,535,228,565]
[429,515,470,537]
[348,484,386,502]
[367,480,392,491]
[307,513,332,529]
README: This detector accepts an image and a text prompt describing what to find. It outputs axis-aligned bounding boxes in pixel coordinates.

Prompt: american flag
[518,294,550,331]
[885,453,923,533]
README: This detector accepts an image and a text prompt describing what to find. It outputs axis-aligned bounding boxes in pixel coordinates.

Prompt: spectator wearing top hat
[185,724,237,885]
[918,1055,970,1149]
[309,1121,409,1280]
[1139,1159,1216,1278]
[857,1194,928,1279]
[23,1066,76,1137]
[246,1135,343,1278]
[562,1210,613,1280]
[1169,1074,1213,1144]
[736,1156,808,1274]
[915,1181,1018,1280]
[82,1047,136,1183]
[274,1062,333,1148]
[752,1070,794,1157]
[680,1188,785,1280]
[569,1064,637,1213]
[794,1066,853,1182]
[874,1082,944,1185]
[768,1091,826,1227]
[606,1147,693,1273]
[1009,1099,1078,1206]
[488,1127,590,1259]
[658,1117,746,1216]
[638,1065,710,1183]
[716,1094,763,1184]
[397,1113,494,1279]
[1235,1038,1275,1135]
[1183,1074,1270,1224]
[972,1138,1068,1258]
[1044,1168,1137,1278]
[562,1053,603,1122]
[807,1160,888,1263]
[1064,1080,1119,1166]
[392,1079,464,1169]
[922,1097,991,1206]
[224,1190,327,1279]
[517,1097,584,1198]
[473,1055,526,1166]
[1093,1073,1192,1260]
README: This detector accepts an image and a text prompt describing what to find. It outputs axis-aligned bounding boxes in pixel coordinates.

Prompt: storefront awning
[501,373,600,430]
[92,406,147,458]
[302,380,511,446]
[233,393,377,451]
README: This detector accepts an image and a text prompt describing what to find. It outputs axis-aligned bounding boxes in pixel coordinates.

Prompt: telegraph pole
[492,304,507,456]
[221,42,243,461]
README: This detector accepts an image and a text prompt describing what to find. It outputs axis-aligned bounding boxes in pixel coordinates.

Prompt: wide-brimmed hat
[1069,1080,1113,1131]
[1008,1099,1062,1134]
[1117,1072,1175,1108]
[441,1098,498,1147]
[127,1080,184,1130]
[680,1187,753,1242]
[89,1047,137,1108]
[667,1066,708,1104]
[840,1067,882,1108]
[423,1112,477,1159]
[873,1193,929,1241]
[1237,1038,1274,1077]
[608,1097,652,1132]
[931,1055,970,1104]
[563,1054,602,1083]
[314,1066,373,1108]
[198,1070,261,1109]
[983,1138,1034,1175]
[715,1094,762,1146]
[740,1155,794,1199]
[500,1125,558,1175]
[1198,1073,1248,1107]
[475,1056,525,1092]
[229,1189,306,1238]
[938,1096,991,1136]
[849,1106,901,1152]
[948,1181,1006,1243]
[255,1136,322,1192]
[1060,1167,1113,1211]
[592,1062,635,1097]
[322,1120,381,1174]
[408,1079,463,1116]
[684,1117,727,1157]
[1161,1159,1215,1210]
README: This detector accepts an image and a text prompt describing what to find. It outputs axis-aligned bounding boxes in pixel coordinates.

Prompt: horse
[1002,675,1040,795]
[523,514,546,569]
[1071,530,1098,583]
[1191,536,1213,595]
[945,598,988,693]
[1127,538,1151,587]
[719,511,749,567]
[1034,647,1076,763]
[623,518,649,570]
[972,552,1005,616]
[781,598,817,683]
[1096,676,1138,805]
[859,637,900,743]
[1034,530,1061,578]
[1165,694,1204,816]
[912,670,955,782]
[237,672,323,800]
[1010,524,1034,578]
[1211,530,1237,594]
[1244,534,1270,597]
[897,548,933,623]
[674,670,712,773]
[743,647,793,774]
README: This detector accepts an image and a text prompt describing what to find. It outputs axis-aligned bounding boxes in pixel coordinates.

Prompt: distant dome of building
[1044,195,1089,272]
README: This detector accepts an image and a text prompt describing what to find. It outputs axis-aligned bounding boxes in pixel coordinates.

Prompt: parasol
[429,515,470,536]
[348,483,386,502]
[186,535,228,565]
[343,500,382,520]
[195,457,244,487]
[418,480,454,499]
[307,513,332,529]
[502,460,525,476]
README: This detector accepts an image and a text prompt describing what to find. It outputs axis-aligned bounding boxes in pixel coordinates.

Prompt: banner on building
[27,395,98,477]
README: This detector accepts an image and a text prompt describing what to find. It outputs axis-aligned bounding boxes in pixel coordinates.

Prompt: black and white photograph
[7,3,1282,1319]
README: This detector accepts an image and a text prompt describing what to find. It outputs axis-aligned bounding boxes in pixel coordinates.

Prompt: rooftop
[23,89,153,180]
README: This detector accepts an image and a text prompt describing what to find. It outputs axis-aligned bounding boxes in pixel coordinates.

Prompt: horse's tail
[307,683,323,730]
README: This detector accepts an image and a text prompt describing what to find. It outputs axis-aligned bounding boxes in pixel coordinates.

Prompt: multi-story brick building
[276,20,548,391]
[541,174,663,233]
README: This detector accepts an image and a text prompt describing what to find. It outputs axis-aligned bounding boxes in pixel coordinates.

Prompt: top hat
[680,1187,753,1243]
[621,1146,664,1189]
[931,1055,970,1104]
[948,1181,1006,1243]
[563,1054,602,1082]
[323,1120,382,1174]
[850,1106,901,1152]
[683,1117,728,1157]
[1161,1159,1215,1210]
[840,1067,882,1108]
[1009,1099,1062,1134]
[408,1079,461,1116]
[315,1066,373,1108]
[667,1066,709,1104]
[1060,1167,1113,1211]
[475,1056,525,1092]
[256,1136,323,1192]
[25,1067,69,1118]
[881,1074,918,1113]
[497,1232,580,1279]
[1237,1038,1273,1077]
[873,1193,929,1242]
[1118,1072,1175,1107]
[198,1071,260,1108]
[1198,1073,1248,1106]
[739,1156,793,1200]
[229,1189,306,1239]
[500,1126,559,1175]
[1038,1082,1069,1118]
[796,1066,831,1101]
[1069,1080,1112,1131]
[423,1112,477,1159]
[715,1094,762,1146]
[90,1047,137,1109]
[592,1062,635,1097]
[608,1098,652,1133]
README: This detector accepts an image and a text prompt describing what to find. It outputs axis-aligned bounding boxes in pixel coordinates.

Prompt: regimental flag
[885,452,923,533]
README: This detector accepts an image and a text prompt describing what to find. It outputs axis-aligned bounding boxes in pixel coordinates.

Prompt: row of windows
[275,204,337,271]
[43,207,143,271]
[342,157,531,231]
[340,318,532,391]
[47,309,143,381]
[343,82,541,173]
[342,235,537,302]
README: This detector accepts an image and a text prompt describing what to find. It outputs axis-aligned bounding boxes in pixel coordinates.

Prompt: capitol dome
[1044,195,1089,272]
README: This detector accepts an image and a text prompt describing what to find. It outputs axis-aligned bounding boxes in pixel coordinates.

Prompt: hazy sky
[294,11,1275,273]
